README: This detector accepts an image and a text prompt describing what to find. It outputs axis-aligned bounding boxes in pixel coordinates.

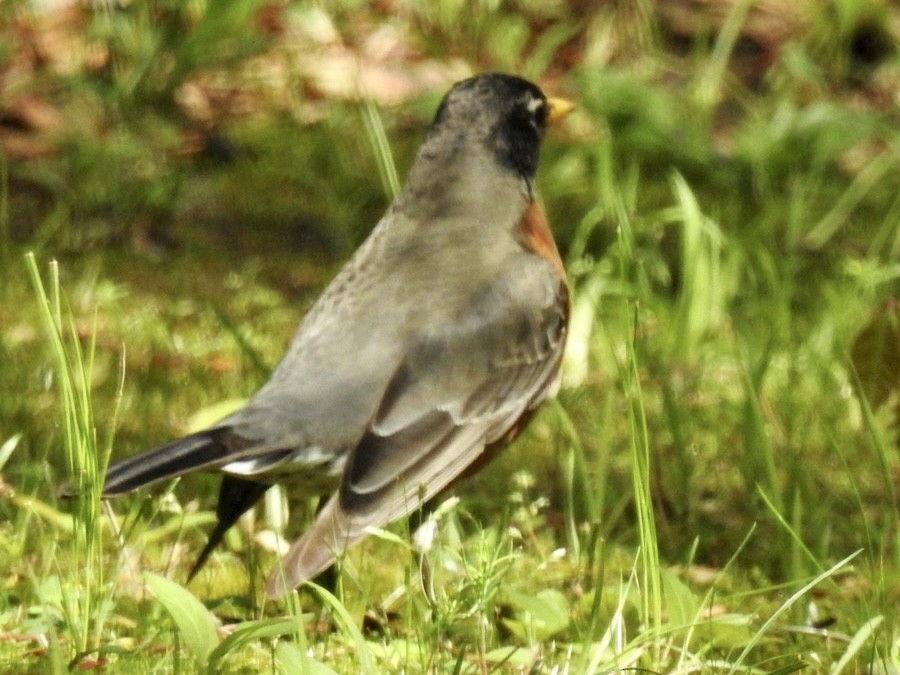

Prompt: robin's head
[428,74,571,181]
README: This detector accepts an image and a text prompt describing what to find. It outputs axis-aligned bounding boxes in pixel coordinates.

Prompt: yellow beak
[546,97,575,123]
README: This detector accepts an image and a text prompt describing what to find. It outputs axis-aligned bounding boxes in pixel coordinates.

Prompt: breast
[514,200,565,277]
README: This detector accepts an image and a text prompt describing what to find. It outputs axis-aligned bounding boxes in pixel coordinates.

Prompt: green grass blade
[728,549,862,674]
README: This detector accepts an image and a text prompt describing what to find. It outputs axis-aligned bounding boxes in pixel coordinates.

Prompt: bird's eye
[525,96,548,126]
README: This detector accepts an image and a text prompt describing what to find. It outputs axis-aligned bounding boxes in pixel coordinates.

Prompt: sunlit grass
[1,0,899,672]
[21,254,121,670]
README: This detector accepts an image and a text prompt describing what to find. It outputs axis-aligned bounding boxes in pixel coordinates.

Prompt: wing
[266,267,568,596]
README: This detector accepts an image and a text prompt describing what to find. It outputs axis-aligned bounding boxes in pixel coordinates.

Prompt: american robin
[102,73,572,598]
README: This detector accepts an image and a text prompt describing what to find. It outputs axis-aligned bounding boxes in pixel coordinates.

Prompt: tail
[103,429,271,580]
[187,475,270,581]
[103,429,235,496]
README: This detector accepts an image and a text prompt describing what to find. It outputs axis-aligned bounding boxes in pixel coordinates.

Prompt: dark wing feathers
[344,280,566,507]
[342,409,455,501]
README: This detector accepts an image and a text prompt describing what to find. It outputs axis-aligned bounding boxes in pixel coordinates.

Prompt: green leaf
[483,646,537,667]
[503,588,570,641]
[306,582,375,673]
[698,614,755,650]
[0,433,21,471]
[208,616,307,672]
[660,568,699,628]
[275,641,338,675]
[144,572,218,664]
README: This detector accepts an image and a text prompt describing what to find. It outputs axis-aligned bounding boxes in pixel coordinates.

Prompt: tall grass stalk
[580,558,643,672]
[739,357,781,512]
[853,370,900,546]
[668,172,726,360]
[362,100,401,200]
[756,486,824,574]
[594,131,663,649]
[804,149,900,249]
[623,292,662,648]
[554,400,599,562]
[25,252,118,659]
[694,0,754,107]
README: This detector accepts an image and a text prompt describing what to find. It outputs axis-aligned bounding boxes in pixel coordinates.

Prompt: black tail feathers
[187,476,270,581]
[96,428,271,581]
[102,429,236,497]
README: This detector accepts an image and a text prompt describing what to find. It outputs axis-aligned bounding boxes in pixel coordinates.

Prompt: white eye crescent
[526,95,545,115]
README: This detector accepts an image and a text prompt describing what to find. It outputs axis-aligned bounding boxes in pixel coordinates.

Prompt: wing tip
[263,495,356,598]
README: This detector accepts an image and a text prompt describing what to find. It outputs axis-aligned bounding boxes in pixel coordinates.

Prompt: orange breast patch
[516,201,565,276]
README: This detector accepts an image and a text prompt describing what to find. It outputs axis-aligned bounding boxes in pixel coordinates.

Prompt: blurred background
[1,0,899,671]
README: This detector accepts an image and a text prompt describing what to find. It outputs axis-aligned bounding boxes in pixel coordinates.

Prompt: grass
[2,0,900,672]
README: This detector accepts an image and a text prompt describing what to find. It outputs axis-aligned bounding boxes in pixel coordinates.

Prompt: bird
[101,73,572,598]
